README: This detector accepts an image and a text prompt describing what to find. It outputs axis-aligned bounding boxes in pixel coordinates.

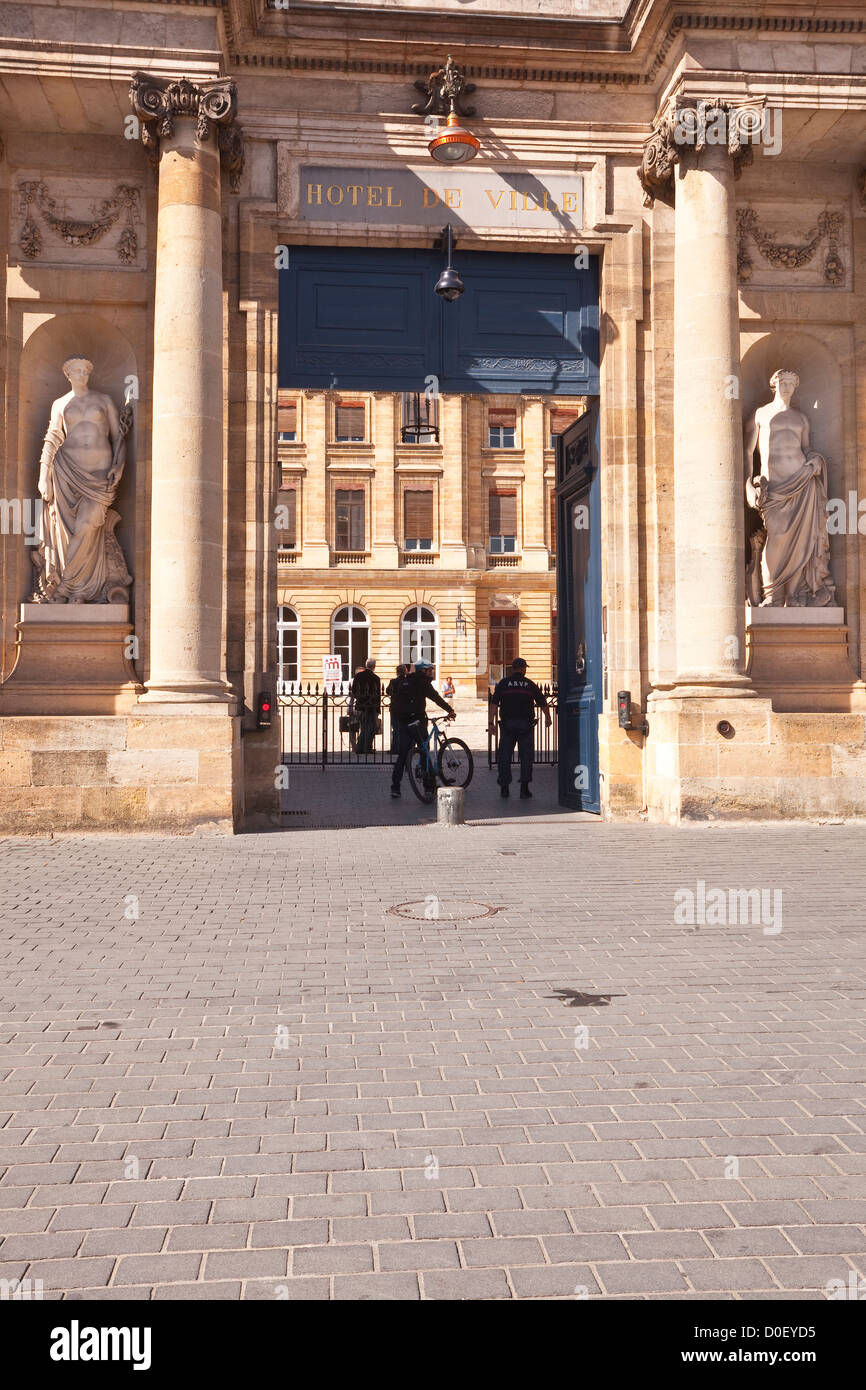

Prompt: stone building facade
[1,0,865,831]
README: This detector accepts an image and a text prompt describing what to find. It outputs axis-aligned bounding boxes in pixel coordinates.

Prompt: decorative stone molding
[737,207,844,286]
[638,98,764,209]
[412,55,476,118]
[17,181,141,264]
[129,74,244,192]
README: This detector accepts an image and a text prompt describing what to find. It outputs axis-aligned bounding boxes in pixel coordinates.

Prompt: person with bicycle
[389,660,454,799]
[488,656,551,799]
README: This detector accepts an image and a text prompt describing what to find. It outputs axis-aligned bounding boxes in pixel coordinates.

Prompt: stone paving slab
[1,814,866,1299]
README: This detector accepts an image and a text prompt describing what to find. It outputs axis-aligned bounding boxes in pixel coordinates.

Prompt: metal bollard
[437,786,465,825]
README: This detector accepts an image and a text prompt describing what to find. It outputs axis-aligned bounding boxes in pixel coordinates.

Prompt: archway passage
[277,245,601,813]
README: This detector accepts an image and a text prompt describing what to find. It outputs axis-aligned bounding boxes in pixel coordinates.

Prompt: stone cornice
[220,1,866,88]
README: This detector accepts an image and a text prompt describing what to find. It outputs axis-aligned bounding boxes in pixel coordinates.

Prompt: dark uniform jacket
[350,668,381,710]
[490,674,549,724]
[389,671,453,724]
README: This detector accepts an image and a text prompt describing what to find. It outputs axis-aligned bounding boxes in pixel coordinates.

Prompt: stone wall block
[31,751,109,787]
[1,718,129,750]
[106,750,198,785]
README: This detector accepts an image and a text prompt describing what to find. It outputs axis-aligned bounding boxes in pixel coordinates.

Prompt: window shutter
[335,403,365,439]
[279,489,297,546]
[550,492,556,552]
[489,490,517,534]
[404,489,433,539]
[550,408,582,437]
[488,408,516,428]
[278,401,297,435]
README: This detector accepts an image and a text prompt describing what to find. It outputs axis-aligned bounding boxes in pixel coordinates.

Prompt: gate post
[322,685,328,769]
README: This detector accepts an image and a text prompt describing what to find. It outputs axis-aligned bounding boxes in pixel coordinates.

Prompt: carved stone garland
[128,74,244,192]
[18,182,141,263]
[736,208,845,286]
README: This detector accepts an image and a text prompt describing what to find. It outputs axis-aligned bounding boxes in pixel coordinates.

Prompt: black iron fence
[280,684,397,765]
[487,683,558,768]
[280,682,558,769]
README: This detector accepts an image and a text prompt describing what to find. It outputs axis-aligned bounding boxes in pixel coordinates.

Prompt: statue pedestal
[745,606,866,712]
[0,604,143,715]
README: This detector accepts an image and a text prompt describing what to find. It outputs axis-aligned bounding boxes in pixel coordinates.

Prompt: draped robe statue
[30,357,133,604]
[744,369,836,608]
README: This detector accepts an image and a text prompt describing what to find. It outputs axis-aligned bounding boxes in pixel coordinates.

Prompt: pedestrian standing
[350,657,381,754]
[386,664,406,753]
[488,657,551,799]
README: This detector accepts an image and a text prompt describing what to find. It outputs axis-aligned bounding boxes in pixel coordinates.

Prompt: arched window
[401,605,438,667]
[277,605,300,693]
[331,605,370,682]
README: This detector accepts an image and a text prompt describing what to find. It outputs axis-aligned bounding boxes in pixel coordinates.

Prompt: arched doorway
[332,604,370,681]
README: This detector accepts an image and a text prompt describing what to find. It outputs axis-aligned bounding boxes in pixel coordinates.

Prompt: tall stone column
[130,75,242,704]
[641,98,762,697]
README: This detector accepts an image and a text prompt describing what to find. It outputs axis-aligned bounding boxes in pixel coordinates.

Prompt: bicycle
[406,715,474,804]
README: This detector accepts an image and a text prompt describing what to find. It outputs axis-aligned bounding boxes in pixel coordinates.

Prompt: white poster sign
[322,654,342,691]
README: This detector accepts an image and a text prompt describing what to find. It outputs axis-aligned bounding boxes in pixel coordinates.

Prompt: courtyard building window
[488,489,518,554]
[488,408,516,449]
[277,487,297,549]
[334,488,365,551]
[401,604,438,667]
[277,397,297,442]
[334,402,366,442]
[403,489,434,550]
[401,391,439,444]
[332,605,370,681]
[277,605,300,692]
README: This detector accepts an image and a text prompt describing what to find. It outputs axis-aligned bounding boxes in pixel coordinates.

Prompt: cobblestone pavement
[2,790,866,1301]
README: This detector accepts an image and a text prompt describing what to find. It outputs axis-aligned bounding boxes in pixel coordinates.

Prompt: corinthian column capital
[129,73,244,192]
[638,96,766,209]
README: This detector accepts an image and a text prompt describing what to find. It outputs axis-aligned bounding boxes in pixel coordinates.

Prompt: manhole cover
[388,899,503,921]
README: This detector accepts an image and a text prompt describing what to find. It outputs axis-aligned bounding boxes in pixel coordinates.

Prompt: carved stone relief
[736,205,848,290]
[14,178,143,269]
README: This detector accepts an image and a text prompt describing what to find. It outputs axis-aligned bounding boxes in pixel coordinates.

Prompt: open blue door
[556,404,602,812]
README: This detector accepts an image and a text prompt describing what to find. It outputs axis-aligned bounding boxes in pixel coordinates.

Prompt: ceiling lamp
[434,224,464,302]
[429,110,480,165]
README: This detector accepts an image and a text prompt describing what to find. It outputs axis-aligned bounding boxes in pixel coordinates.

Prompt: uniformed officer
[488,657,551,799]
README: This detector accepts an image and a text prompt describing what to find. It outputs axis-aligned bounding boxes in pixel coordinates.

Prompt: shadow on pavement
[265,754,597,831]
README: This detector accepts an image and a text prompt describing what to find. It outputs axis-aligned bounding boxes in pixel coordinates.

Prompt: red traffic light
[256,691,273,729]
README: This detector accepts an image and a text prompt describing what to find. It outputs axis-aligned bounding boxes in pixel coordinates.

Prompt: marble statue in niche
[744,369,836,608]
[30,357,133,604]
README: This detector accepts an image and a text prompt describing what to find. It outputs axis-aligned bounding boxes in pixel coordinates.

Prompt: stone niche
[0,312,142,714]
[739,329,866,712]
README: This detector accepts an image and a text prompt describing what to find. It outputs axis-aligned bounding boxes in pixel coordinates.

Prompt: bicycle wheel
[438,738,474,789]
[407,748,436,804]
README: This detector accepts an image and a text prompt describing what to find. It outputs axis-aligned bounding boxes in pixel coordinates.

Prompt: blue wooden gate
[279,247,598,396]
